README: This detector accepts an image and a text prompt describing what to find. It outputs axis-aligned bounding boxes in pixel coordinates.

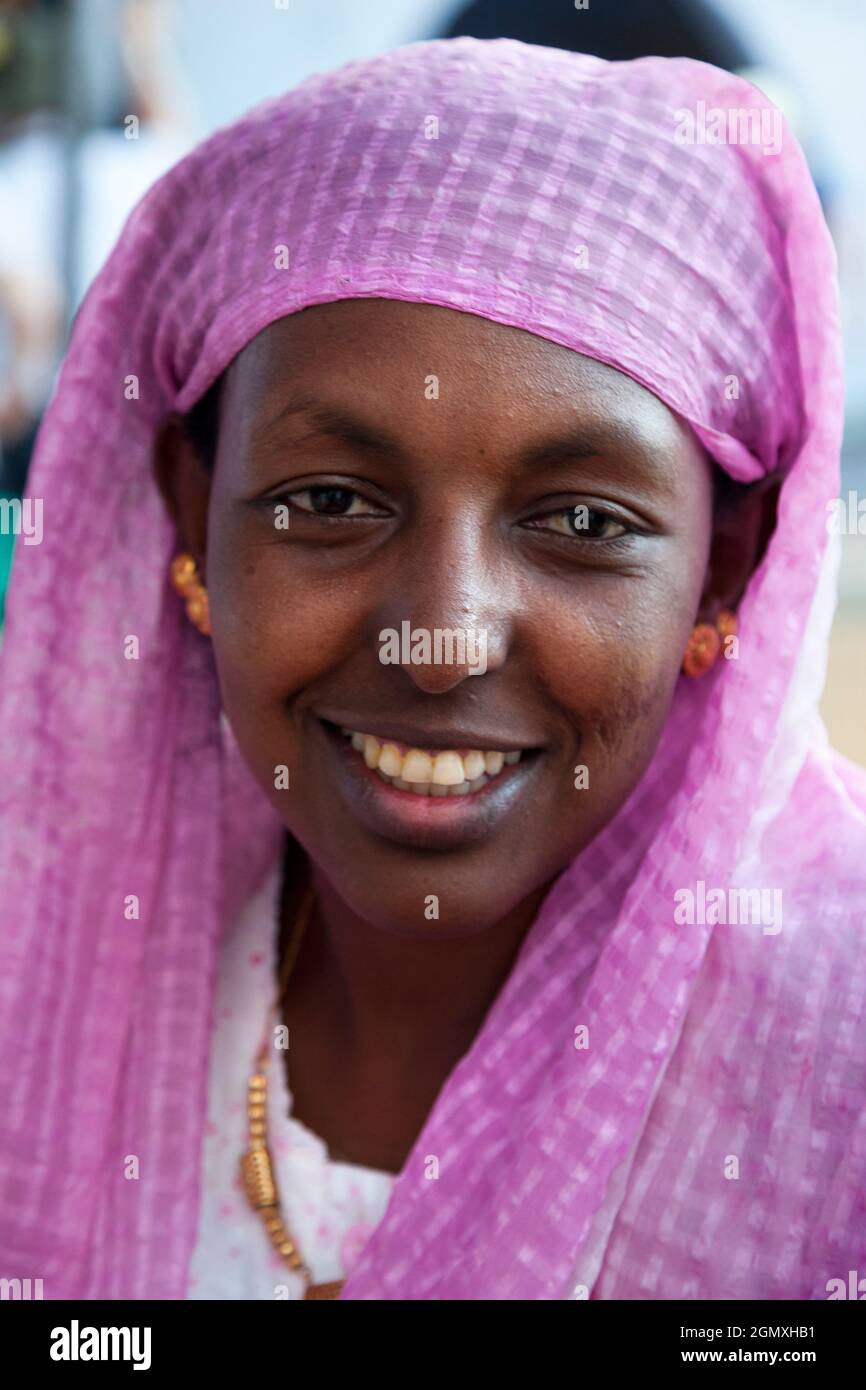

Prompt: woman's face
[164,299,727,937]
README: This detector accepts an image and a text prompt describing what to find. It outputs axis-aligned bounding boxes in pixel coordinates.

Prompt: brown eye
[529,506,629,540]
[286,486,385,517]
[308,486,356,514]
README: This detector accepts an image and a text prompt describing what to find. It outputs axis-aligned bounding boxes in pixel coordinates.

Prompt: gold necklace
[239,879,345,1300]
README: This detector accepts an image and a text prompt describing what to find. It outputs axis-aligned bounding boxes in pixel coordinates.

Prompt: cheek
[590,651,680,758]
[206,536,364,712]
[532,566,699,765]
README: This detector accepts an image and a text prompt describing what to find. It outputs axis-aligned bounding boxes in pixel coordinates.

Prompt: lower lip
[316,720,543,850]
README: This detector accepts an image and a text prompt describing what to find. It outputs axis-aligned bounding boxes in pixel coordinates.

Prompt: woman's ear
[698,473,781,620]
[152,412,212,581]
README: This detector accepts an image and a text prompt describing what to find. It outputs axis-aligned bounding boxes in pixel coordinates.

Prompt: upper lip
[318,713,543,753]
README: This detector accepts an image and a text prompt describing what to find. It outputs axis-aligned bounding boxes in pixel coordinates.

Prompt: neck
[281,849,551,1071]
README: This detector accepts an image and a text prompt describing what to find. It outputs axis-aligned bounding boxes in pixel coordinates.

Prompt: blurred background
[1,0,863,760]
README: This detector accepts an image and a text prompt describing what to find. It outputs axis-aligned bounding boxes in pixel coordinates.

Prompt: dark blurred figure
[442,0,753,68]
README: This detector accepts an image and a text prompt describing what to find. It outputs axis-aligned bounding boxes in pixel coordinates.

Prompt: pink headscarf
[2,37,865,1300]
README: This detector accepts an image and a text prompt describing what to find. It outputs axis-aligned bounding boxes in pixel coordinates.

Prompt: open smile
[315,717,546,850]
[340,726,523,795]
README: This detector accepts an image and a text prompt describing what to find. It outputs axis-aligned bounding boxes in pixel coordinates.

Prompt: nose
[374,511,511,695]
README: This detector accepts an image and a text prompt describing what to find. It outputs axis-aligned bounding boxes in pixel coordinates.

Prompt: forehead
[223,299,690,456]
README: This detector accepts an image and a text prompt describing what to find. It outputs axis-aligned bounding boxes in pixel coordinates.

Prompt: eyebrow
[515,428,625,469]
[251,391,405,457]
[251,391,634,470]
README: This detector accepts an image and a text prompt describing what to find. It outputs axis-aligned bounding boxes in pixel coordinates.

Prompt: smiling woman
[158,304,764,885]
[1,37,865,1303]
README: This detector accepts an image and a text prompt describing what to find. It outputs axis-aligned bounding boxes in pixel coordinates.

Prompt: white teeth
[463,750,486,781]
[402,749,435,783]
[339,727,525,795]
[378,742,403,778]
[431,752,466,786]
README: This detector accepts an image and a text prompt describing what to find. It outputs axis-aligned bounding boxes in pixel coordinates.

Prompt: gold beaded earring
[170,552,210,636]
[682,608,737,678]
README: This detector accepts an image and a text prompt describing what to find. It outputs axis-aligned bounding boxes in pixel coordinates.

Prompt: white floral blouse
[187,862,397,1299]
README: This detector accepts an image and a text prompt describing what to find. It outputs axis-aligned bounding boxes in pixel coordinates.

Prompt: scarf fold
[1,37,864,1300]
